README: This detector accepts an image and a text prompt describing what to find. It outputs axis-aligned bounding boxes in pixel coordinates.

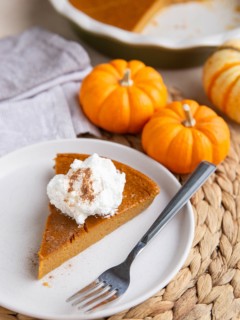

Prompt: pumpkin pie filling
[68,0,206,32]
[38,153,160,278]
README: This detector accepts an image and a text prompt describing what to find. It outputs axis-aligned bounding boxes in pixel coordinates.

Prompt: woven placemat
[1,87,240,320]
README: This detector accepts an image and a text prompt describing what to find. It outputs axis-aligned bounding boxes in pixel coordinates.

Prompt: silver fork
[66,161,216,312]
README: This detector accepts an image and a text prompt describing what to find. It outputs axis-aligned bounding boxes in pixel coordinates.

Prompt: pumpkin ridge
[194,115,218,126]
[126,86,151,132]
[128,61,146,77]
[222,74,240,114]
[95,64,122,78]
[143,123,182,166]
[192,126,212,152]
[207,62,240,101]
[132,65,150,78]
[134,84,159,109]
[97,85,127,126]
[195,125,216,143]
[132,66,164,86]
[194,121,229,164]
[193,106,217,122]
[166,128,193,172]
[82,70,120,89]
[191,129,213,166]
[80,80,118,124]
[164,126,186,159]
[109,60,128,77]
[96,69,120,81]
[136,81,165,94]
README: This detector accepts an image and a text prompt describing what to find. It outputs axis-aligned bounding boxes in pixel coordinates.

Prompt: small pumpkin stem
[182,104,196,127]
[120,69,133,87]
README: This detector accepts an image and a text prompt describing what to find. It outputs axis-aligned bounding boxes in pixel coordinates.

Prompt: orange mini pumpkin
[79,59,168,133]
[203,39,240,123]
[142,100,230,174]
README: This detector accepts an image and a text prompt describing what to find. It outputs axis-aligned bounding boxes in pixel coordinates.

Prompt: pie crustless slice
[38,153,160,279]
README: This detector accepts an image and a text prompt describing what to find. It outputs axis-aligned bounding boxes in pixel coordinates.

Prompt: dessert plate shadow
[0,138,194,320]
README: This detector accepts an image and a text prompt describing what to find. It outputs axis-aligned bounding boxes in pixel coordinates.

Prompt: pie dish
[38,153,160,278]
[49,0,240,68]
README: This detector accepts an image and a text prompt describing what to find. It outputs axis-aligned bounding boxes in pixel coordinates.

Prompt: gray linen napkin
[0,27,100,156]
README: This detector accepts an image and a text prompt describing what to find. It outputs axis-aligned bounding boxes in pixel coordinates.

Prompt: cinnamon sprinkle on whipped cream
[47,153,126,225]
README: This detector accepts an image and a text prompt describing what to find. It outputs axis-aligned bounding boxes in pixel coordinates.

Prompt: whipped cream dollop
[47,153,126,225]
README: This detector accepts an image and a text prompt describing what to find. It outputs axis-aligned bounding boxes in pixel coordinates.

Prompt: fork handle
[126,161,216,262]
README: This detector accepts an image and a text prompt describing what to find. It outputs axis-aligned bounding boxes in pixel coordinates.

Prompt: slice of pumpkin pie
[38,153,159,279]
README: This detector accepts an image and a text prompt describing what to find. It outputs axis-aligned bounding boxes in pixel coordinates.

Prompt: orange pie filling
[38,153,160,279]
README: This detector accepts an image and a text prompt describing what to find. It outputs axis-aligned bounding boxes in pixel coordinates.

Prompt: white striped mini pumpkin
[203,39,240,123]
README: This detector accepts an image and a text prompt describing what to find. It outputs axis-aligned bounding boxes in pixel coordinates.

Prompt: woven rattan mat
[1,87,240,320]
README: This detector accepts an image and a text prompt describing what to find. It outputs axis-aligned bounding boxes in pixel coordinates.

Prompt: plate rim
[0,138,195,320]
[49,0,240,50]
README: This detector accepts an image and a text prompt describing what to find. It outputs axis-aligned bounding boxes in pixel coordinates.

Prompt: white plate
[0,139,194,320]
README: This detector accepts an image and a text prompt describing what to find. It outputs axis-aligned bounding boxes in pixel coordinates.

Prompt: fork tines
[66,279,118,312]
